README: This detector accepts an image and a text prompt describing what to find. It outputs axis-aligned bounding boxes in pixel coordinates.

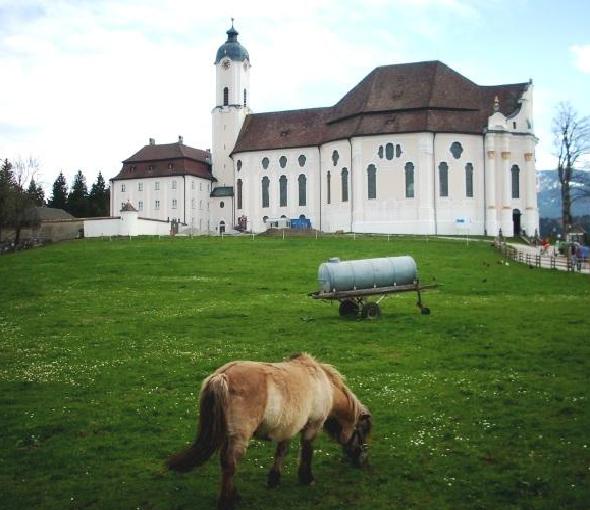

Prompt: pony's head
[324,405,372,468]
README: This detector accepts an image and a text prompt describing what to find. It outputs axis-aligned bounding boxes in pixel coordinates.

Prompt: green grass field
[1,235,589,509]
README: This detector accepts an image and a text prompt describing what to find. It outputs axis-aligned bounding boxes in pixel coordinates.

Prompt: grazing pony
[166,353,372,510]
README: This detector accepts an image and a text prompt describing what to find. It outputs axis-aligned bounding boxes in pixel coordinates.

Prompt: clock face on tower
[222,59,231,70]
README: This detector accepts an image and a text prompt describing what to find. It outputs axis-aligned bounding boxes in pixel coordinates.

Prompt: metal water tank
[318,256,417,293]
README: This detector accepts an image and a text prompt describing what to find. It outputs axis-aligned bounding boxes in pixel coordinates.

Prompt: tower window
[465,163,474,197]
[223,87,229,106]
[327,171,331,204]
[439,162,449,197]
[172,199,177,209]
[298,174,307,206]
[405,162,415,198]
[237,179,243,209]
[262,176,270,208]
[237,160,242,171]
[279,175,287,207]
[367,164,377,199]
[341,168,349,202]
[244,89,247,107]
[511,164,520,198]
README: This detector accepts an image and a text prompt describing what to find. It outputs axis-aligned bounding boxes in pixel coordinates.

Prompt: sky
[0,0,589,195]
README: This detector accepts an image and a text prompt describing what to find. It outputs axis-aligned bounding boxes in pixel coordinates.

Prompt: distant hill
[537,169,590,219]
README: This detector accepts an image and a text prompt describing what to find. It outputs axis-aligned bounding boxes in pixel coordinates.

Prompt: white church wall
[433,133,485,235]
[234,147,320,232]
[351,134,435,234]
[320,140,352,232]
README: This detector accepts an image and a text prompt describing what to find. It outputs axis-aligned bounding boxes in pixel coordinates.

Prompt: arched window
[439,162,449,197]
[236,160,242,171]
[385,143,394,160]
[298,154,306,167]
[262,157,269,169]
[332,150,339,166]
[237,179,243,209]
[279,156,287,168]
[378,145,384,159]
[223,87,229,106]
[511,164,520,198]
[262,176,270,208]
[341,168,349,202]
[465,163,474,197]
[327,171,331,204]
[243,88,247,107]
[405,162,415,198]
[396,144,402,158]
[298,174,307,206]
[279,175,287,207]
[367,164,377,199]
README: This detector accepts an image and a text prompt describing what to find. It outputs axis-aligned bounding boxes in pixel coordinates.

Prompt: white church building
[107,23,539,237]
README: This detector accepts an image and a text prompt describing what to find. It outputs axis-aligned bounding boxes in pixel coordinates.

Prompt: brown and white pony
[166,353,372,510]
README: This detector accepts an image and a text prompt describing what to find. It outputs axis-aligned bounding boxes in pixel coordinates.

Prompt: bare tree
[552,102,590,234]
[7,156,41,244]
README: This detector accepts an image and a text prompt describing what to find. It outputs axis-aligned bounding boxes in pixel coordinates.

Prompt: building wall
[233,129,538,236]
[84,214,170,237]
[110,175,212,232]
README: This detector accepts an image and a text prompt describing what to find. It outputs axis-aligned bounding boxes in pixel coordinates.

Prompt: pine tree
[67,170,88,217]
[49,172,68,210]
[0,158,15,240]
[27,177,45,206]
[88,172,109,217]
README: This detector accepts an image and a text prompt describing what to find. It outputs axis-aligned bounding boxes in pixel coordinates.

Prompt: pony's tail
[166,373,229,472]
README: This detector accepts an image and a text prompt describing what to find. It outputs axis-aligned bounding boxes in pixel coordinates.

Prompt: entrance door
[512,209,521,236]
[219,220,226,234]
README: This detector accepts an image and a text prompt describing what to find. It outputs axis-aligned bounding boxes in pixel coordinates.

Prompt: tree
[0,158,15,241]
[27,177,46,206]
[552,102,590,234]
[67,170,88,218]
[88,172,109,217]
[49,172,68,210]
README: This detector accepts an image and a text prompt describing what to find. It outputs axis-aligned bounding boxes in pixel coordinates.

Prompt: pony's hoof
[217,491,240,510]
[267,470,281,488]
[298,472,315,486]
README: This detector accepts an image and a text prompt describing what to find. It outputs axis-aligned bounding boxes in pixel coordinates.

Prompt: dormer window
[148,164,154,171]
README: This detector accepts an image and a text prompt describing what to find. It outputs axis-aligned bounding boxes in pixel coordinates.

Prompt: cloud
[571,44,590,74]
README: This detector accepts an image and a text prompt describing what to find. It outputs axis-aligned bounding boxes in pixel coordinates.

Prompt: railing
[496,241,589,273]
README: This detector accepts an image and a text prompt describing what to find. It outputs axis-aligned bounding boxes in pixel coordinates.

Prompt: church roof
[112,140,214,181]
[215,23,249,64]
[232,60,528,154]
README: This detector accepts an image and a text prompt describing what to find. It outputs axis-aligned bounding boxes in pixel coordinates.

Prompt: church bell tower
[211,21,251,188]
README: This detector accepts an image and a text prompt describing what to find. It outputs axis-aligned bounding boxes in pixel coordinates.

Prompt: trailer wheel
[361,302,381,320]
[339,299,359,318]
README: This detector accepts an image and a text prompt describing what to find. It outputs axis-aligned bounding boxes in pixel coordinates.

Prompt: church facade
[111,23,539,237]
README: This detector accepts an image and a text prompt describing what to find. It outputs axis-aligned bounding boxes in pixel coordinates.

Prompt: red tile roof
[112,141,214,181]
[233,61,529,154]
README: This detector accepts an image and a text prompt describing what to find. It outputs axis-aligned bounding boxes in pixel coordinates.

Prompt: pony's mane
[288,352,363,420]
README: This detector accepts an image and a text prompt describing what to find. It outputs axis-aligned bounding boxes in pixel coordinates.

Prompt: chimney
[178,135,183,144]
[149,137,155,145]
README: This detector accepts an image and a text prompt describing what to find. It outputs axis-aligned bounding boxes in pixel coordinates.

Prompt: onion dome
[215,20,249,64]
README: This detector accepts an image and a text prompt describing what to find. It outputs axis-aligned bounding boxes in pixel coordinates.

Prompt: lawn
[0,235,589,510]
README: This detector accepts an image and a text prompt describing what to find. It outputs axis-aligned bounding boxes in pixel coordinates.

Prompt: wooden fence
[497,242,589,273]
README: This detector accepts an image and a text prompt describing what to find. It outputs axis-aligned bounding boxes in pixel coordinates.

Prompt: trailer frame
[309,281,438,319]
